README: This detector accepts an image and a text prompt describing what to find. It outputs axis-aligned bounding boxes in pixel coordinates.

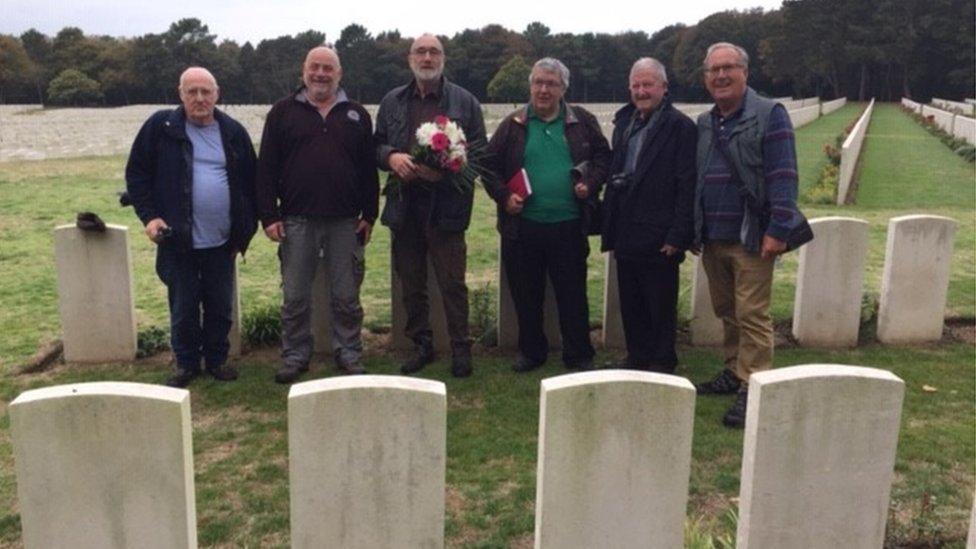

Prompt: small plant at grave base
[803,162,839,204]
[469,281,497,346]
[902,107,975,163]
[242,302,281,346]
[136,325,169,358]
[684,508,737,549]
[885,492,952,547]
[823,143,841,166]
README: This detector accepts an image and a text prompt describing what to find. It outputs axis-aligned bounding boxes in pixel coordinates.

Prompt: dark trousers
[502,218,594,365]
[155,243,235,371]
[392,219,470,350]
[616,257,679,371]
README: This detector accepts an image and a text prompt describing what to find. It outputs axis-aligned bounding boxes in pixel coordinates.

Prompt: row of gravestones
[837,99,876,205]
[16,364,960,548]
[902,98,976,145]
[51,213,957,362]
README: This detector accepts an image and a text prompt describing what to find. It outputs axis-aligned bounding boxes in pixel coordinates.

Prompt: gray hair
[530,57,570,89]
[703,42,750,70]
[630,57,668,84]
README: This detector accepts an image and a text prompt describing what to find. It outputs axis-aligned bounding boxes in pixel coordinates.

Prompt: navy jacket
[601,96,697,263]
[126,107,258,255]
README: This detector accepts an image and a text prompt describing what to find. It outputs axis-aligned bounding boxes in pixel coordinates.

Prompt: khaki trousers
[701,241,775,385]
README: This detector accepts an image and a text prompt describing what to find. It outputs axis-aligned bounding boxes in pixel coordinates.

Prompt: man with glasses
[126,67,258,388]
[375,33,486,378]
[484,58,610,373]
[692,42,801,427]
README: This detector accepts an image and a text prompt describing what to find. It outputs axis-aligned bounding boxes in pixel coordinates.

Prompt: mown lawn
[0,102,973,547]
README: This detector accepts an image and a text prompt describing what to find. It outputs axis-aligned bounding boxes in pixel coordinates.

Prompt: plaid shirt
[700,103,798,242]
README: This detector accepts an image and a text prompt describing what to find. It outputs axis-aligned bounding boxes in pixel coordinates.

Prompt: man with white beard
[374,33,486,378]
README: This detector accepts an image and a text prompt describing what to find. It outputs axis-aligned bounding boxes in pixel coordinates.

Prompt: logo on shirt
[347,110,361,123]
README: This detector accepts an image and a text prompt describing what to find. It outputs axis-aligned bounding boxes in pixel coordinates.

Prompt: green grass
[0,102,973,546]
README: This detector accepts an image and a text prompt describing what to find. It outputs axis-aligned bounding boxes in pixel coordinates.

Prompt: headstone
[921,105,955,134]
[53,224,137,362]
[837,99,875,205]
[821,97,847,116]
[497,242,562,350]
[288,376,446,548]
[792,217,869,347]
[737,365,904,549]
[690,255,723,346]
[535,370,695,549]
[310,257,333,354]
[391,246,452,353]
[953,115,976,145]
[10,382,197,548]
[787,104,820,128]
[967,493,976,549]
[877,215,957,344]
[229,258,242,357]
[602,252,624,348]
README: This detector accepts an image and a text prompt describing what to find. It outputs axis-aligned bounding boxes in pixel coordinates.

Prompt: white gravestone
[498,242,562,350]
[288,376,446,548]
[535,370,695,549]
[690,255,723,346]
[737,365,904,549]
[601,252,624,349]
[53,224,137,362]
[877,215,957,343]
[10,382,197,549]
[792,217,869,347]
[391,248,452,353]
[229,258,242,357]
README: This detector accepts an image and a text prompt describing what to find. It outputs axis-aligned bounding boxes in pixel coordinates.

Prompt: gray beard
[413,68,443,82]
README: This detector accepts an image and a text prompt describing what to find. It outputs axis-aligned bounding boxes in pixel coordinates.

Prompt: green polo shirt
[521,105,578,223]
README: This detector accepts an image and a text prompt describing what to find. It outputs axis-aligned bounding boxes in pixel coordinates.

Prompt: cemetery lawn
[0,102,973,546]
[0,343,972,546]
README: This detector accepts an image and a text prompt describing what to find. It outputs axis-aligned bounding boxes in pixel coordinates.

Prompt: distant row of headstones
[902,97,976,145]
[11,365,933,548]
[52,212,957,363]
[837,98,876,205]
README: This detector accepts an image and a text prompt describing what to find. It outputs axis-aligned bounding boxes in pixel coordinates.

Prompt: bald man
[256,46,379,384]
[126,67,258,388]
[375,34,486,378]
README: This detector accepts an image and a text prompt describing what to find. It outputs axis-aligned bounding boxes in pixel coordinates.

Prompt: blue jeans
[155,243,235,371]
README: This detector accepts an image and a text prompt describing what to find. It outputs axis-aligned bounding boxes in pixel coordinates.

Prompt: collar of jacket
[163,106,236,141]
[704,86,760,132]
[512,100,579,126]
[292,86,350,110]
[612,93,674,125]
[394,76,447,101]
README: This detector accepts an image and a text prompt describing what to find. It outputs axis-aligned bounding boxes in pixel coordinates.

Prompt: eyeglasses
[530,79,563,90]
[411,47,443,58]
[704,64,745,77]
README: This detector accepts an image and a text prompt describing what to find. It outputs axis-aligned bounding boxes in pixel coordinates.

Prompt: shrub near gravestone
[46,69,104,106]
[901,106,976,162]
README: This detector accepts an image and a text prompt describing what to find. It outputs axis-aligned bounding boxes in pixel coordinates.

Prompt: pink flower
[447,157,463,173]
[434,115,450,128]
[431,132,450,151]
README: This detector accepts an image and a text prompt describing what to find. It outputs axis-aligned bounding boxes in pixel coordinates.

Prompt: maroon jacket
[484,102,611,239]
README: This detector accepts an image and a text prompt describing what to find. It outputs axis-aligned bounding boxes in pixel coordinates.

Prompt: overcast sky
[2,0,783,44]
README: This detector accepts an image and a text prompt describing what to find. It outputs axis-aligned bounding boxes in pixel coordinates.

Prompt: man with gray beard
[375,33,486,378]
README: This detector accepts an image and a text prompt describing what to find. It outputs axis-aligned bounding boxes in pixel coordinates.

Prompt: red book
[506,168,533,199]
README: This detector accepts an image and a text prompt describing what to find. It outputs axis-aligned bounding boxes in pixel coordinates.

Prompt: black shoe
[451,348,472,378]
[275,364,308,384]
[512,354,543,373]
[695,368,742,395]
[565,359,594,371]
[335,353,366,375]
[165,368,199,388]
[206,364,239,382]
[722,389,749,428]
[400,338,435,374]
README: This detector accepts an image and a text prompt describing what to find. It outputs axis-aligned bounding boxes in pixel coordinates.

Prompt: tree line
[0,0,972,106]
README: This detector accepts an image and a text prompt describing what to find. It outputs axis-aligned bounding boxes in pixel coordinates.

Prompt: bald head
[302,46,342,105]
[409,33,445,84]
[178,67,219,125]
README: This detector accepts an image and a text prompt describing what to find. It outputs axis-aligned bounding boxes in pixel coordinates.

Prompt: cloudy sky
[2,0,783,43]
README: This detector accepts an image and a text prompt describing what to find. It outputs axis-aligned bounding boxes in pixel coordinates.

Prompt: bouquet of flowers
[383,115,493,197]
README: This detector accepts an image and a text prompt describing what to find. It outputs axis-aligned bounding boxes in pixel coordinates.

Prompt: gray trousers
[280,216,365,367]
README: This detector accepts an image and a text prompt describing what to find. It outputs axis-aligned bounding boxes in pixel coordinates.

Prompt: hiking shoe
[400,338,435,374]
[335,353,366,375]
[165,368,199,388]
[206,364,239,382]
[512,354,543,373]
[695,368,742,395]
[274,364,308,384]
[723,389,749,428]
[451,347,472,378]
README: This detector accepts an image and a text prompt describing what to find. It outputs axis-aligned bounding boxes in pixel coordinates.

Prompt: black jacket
[125,107,258,254]
[256,88,378,227]
[484,102,611,240]
[601,96,697,263]
[375,77,486,232]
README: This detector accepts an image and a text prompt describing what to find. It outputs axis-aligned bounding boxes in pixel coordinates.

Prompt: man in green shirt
[485,58,611,372]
